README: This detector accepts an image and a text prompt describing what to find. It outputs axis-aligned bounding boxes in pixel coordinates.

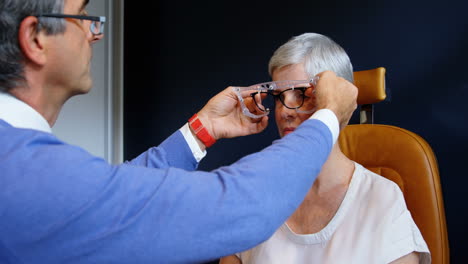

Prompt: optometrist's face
[272,63,315,138]
[47,0,103,97]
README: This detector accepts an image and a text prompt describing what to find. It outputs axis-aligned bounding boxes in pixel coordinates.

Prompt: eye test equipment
[233,76,319,118]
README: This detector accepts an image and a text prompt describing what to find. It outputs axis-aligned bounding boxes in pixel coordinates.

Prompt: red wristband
[188,114,216,148]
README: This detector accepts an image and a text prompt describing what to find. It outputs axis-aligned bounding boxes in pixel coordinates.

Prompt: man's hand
[196,86,269,141]
[313,71,358,129]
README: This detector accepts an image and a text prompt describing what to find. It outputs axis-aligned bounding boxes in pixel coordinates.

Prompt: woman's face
[272,64,316,138]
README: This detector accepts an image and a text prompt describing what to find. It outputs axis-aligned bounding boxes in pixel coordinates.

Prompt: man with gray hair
[0,1,358,263]
[221,33,430,264]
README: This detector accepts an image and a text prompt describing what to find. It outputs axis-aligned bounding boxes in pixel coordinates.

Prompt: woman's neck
[286,144,355,234]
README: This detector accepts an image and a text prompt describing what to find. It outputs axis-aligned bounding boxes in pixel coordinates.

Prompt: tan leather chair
[338,67,449,264]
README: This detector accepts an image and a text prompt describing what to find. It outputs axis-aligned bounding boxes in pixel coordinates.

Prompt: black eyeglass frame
[36,13,106,35]
[250,87,311,112]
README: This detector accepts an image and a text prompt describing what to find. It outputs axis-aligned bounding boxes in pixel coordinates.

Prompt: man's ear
[18,16,48,66]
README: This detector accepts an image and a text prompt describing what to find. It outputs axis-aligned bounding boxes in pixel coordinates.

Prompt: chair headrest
[353,67,386,105]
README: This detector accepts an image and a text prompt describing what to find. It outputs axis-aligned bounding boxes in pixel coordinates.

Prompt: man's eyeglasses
[232,77,319,118]
[37,14,106,36]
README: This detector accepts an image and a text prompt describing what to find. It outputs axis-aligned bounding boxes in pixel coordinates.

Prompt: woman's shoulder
[352,163,407,207]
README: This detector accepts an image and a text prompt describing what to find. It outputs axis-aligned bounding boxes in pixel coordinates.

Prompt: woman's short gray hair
[0,0,65,92]
[268,33,354,82]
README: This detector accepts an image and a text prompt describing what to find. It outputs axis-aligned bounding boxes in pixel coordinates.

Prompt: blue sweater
[0,119,332,263]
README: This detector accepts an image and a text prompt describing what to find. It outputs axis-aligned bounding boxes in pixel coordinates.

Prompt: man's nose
[91,33,104,44]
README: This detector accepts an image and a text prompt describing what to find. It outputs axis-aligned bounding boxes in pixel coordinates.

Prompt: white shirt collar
[0,92,52,133]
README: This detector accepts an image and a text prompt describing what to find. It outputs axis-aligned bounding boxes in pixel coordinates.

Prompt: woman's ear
[18,16,48,66]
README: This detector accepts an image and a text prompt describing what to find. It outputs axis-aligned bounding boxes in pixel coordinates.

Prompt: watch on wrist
[188,114,216,148]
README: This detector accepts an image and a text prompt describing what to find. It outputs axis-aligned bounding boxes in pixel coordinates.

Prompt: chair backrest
[338,68,450,264]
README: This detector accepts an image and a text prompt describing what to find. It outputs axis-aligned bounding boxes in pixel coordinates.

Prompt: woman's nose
[277,103,297,120]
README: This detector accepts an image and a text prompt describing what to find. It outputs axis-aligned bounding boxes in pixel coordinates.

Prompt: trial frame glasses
[36,14,106,36]
[251,87,311,112]
[232,76,319,118]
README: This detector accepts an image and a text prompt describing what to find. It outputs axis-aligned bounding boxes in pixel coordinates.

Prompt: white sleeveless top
[237,163,431,264]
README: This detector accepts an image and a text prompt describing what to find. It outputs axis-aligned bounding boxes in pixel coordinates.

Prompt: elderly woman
[221,33,430,264]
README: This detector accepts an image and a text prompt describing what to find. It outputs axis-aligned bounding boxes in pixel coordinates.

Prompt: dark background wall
[124,0,468,262]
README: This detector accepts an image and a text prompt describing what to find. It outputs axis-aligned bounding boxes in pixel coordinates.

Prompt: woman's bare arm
[219,255,242,264]
[389,252,420,264]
